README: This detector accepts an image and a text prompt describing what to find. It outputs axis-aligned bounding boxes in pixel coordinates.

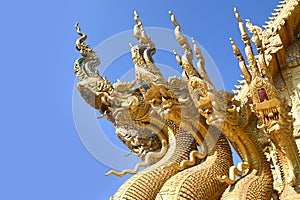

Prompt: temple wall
[290,65,300,142]
[282,44,300,149]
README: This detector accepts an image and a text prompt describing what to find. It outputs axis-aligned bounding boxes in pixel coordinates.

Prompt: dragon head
[230,8,293,133]
[74,23,114,118]
[116,125,162,160]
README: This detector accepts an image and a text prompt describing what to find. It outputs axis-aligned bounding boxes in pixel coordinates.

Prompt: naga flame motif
[73,1,300,199]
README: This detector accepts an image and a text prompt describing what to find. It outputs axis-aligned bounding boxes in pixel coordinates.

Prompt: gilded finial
[233,8,259,76]
[173,50,182,66]
[75,22,93,57]
[234,8,249,41]
[132,11,155,49]
[75,22,87,51]
[134,11,143,28]
[230,38,252,84]
[192,37,209,81]
[229,38,243,62]
[234,7,242,22]
[170,11,193,64]
[192,37,205,67]
[169,11,180,31]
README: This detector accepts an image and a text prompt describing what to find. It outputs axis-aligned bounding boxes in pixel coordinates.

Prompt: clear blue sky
[0,0,279,199]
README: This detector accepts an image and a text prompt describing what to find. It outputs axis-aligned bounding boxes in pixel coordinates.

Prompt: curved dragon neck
[220,122,274,199]
[111,120,197,200]
[156,133,233,200]
[268,125,300,194]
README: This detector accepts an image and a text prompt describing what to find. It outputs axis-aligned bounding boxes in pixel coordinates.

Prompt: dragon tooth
[268,112,274,118]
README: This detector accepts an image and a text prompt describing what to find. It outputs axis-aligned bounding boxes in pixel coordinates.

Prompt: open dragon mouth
[116,127,162,159]
[255,98,282,127]
[262,107,280,123]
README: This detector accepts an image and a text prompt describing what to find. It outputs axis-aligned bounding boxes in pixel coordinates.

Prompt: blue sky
[1,0,279,199]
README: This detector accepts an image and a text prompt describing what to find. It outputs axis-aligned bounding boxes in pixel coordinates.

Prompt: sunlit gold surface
[73,1,300,199]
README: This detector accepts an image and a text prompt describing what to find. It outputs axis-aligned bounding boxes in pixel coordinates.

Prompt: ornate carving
[73,1,300,199]
[231,7,300,198]
[286,38,300,68]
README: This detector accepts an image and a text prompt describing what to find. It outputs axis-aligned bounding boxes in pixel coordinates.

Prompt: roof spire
[192,37,205,68]
[169,11,198,79]
[234,8,259,77]
[192,37,210,82]
[134,10,143,28]
[229,37,243,62]
[169,11,180,31]
[133,11,155,49]
[230,38,252,84]
[234,8,249,41]
[75,22,94,57]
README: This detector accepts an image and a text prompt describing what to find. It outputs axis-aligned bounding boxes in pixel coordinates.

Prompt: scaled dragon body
[73,1,300,199]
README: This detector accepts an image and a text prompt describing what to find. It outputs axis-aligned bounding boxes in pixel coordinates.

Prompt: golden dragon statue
[73,0,300,199]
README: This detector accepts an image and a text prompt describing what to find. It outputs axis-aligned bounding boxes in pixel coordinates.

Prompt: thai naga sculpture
[73,1,300,199]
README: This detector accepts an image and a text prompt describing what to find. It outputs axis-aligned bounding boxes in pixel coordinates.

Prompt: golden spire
[169,11,193,62]
[169,11,180,31]
[234,8,249,41]
[229,37,243,62]
[169,11,199,80]
[173,50,182,66]
[192,37,210,82]
[230,38,252,84]
[192,37,205,67]
[75,22,94,57]
[132,11,155,49]
[245,19,271,81]
[169,10,189,50]
[134,10,143,28]
[75,22,87,50]
[234,8,259,77]
[173,50,189,81]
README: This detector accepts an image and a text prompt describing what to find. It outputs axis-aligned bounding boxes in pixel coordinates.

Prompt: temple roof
[264,0,300,48]
[234,0,300,101]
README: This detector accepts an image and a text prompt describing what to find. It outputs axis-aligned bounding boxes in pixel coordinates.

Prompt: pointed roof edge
[264,0,299,32]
